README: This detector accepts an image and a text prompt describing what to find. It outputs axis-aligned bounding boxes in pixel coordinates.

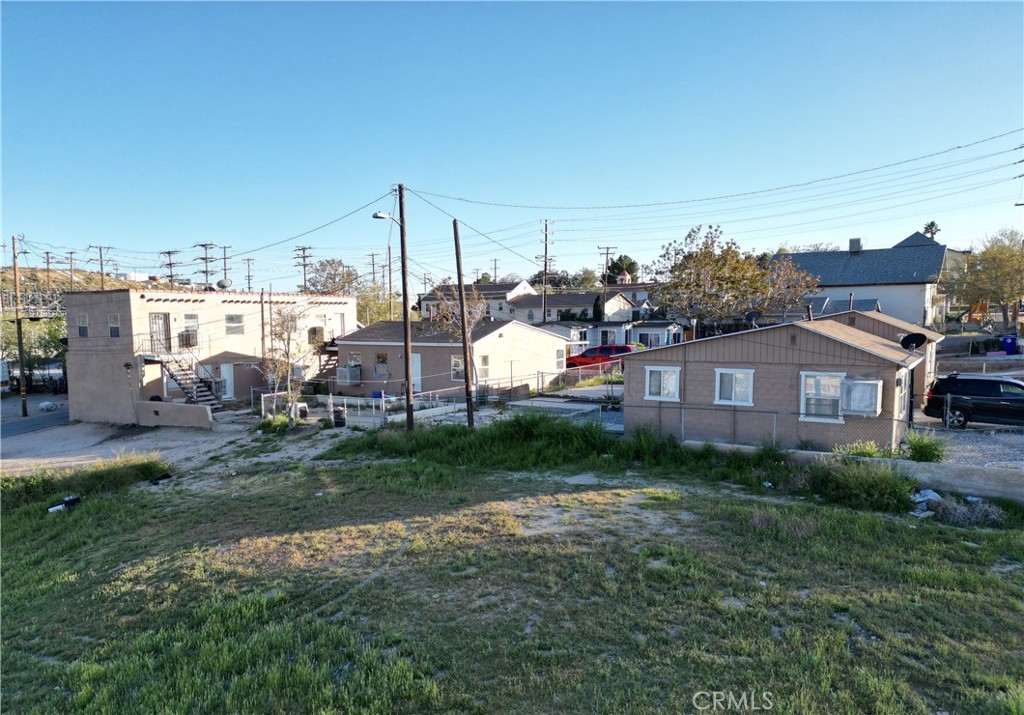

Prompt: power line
[409,129,1023,210]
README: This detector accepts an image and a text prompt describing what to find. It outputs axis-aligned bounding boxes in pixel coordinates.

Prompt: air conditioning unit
[179,330,198,348]
[336,365,361,386]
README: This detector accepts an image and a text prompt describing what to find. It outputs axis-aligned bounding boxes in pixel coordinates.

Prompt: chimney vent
[849,238,863,254]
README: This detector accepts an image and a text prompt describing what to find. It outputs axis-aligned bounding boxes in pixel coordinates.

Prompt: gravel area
[913,426,1024,470]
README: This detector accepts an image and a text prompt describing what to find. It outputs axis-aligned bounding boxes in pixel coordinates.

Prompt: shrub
[256,413,290,434]
[808,460,915,513]
[933,497,1007,527]
[833,441,891,459]
[903,429,947,463]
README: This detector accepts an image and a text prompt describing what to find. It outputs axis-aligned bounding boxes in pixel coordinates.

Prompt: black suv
[923,373,1024,428]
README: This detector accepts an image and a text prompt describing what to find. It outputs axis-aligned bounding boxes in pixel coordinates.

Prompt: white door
[411,353,422,394]
[219,362,235,399]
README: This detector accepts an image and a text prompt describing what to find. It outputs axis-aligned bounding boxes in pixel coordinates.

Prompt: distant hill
[0,267,150,293]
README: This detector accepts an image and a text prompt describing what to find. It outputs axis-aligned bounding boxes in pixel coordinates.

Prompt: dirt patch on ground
[0,411,358,477]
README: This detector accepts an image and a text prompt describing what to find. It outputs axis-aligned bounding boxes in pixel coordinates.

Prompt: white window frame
[644,366,680,402]
[555,349,565,371]
[841,378,884,417]
[714,368,754,406]
[77,314,89,338]
[108,313,120,338]
[451,355,465,381]
[800,371,845,423]
[225,314,244,335]
[373,353,389,378]
[478,355,490,379]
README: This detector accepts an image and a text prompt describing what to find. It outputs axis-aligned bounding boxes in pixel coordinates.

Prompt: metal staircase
[160,352,222,412]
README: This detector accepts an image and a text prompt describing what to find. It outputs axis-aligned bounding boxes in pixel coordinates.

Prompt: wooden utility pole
[89,245,111,290]
[294,245,313,292]
[43,251,55,290]
[221,245,231,284]
[67,250,76,291]
[537,220,551,321]
[387,245,394,320]
[243,258,255,292]
[12,236,28,417]
[398,184,414,432]
[598,245,617,320]
[453,219,475,428]
[491,259,499,281]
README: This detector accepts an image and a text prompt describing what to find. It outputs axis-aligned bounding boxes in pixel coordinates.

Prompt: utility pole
[387,245,394,320]
[398,184,414,432]
[43,251,55,291]
[421,272,431,295]
[12,236,28,417]
[195,243,217,288]
[67,251,77,291]
[294,245,313,292]
[491,259,500,281]
[473,268,481,282]
[89,245,112,290]
[221,245,231,284]
[536,219,552,322]
[160,250,181,289]
[453,219,475,428]
[368,252,378,287]
[243,258,255,292]
[0,240,5,312]
[599,246,617,321]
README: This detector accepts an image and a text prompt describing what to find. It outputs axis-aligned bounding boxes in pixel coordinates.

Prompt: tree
[923,221,941,239]
[942,229,1024,330]
[648,225,818,325]
[426,280,488,336]
[604,255,640,285]
[475,273,492,285]
[527,269,573,292]
[264,306,318,427]
[776,242,841,253]
[0,315,66,383]
[305,259,359,294]
[571,267,601,290]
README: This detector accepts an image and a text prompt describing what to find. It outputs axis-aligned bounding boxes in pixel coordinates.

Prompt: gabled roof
[795,320,924,368]
[334,319,561,346]
[624,315,923,368]
[775,233,947,286]
[822,309,944,342]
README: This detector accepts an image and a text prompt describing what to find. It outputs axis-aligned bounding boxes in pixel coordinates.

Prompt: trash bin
[1001,335,1019,355]
[332,407,346,427]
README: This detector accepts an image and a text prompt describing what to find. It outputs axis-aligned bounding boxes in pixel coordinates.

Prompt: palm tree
[923,221,941,239]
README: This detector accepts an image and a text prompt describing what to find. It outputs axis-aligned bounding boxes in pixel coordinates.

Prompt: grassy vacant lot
[2,415,1023,714]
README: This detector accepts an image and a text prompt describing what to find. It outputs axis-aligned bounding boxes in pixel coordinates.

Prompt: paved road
[1,393,71,438]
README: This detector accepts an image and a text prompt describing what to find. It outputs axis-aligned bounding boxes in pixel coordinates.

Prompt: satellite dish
[744,310,761,328]
[216,278,232,290]
[900,333,927,351]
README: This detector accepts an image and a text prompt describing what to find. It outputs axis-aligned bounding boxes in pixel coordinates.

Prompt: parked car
[565,344,640,369]
[922,373,1024,428]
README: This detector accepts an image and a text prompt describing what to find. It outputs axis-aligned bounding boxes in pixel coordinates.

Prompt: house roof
[423,281,534,301]
[509,292,631,310]
[795,320,925,367]
[821,310,944,342]
[775,233,947,286]
[334,319,561,346]
[624,315,924,368]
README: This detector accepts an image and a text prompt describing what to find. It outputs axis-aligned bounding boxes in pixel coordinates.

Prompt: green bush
[833,440,892,459]
[808,460,915,513]
[904,429,947,463]
[256,413,290,434]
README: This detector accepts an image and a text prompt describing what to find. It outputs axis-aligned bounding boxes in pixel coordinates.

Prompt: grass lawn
[2,416,1023,714]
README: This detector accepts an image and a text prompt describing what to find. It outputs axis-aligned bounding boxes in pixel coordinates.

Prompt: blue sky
[3,1,1022,294]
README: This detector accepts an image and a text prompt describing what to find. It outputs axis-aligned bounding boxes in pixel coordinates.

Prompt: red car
[565,344,639,368]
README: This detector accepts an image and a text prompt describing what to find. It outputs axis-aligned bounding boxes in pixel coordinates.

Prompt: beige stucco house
[622,315,927,451]
[332,319,568,399]
[64,289,356,426]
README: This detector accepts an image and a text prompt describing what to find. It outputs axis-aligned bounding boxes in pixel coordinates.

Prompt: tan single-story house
[507,291,635,324]
[65,289,357,426]
[332,319,568,399]
[420,280,536,322]
[622,316,927,451]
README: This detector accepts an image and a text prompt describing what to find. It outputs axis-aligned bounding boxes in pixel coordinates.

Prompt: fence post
[772,413,777,445]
